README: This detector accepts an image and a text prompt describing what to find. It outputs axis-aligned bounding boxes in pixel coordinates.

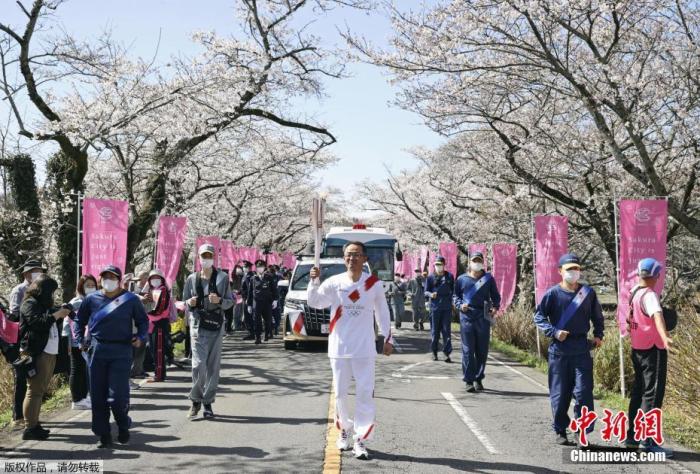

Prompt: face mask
[470,262,484,272]
[102,279,119,292]
[31,272,42,282]
[563,270,581,284]
[84,286,97,295]
[150,278,162,288]
[200,258,214,269]
[256,267,265,275]
[236,269,243,276]
[435,265,444,273]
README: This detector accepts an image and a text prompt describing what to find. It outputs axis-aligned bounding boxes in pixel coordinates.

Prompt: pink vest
[629,287,665,350]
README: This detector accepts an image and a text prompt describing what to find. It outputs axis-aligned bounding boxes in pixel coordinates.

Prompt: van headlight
[285,298,304,311]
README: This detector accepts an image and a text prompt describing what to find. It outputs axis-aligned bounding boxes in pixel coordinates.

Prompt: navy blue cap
[469,252,484,261]
[100,265,122,279]
[435,256,446,264]
[558,253,581,269]
[637,258,662,278]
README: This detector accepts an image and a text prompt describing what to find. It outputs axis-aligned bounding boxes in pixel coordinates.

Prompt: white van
[282,257,370,349]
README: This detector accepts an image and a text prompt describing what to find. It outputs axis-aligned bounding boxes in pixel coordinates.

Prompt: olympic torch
[311,196,326,270]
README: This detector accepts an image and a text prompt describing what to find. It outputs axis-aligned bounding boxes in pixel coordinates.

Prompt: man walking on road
[425,256,454,362]
[408,268,427,330]
[307,241,394,461]
[534,254,604,446]
[454,252,501,393]
[182,244,234,420]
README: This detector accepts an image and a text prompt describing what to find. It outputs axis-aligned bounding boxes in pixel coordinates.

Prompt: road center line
[322,386,341,474]
[487,354,549,392]
[441,392,500,455]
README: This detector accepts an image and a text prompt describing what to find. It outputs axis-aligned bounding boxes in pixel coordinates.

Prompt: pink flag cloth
[418,246,428,272]
[282,252,297,269]
[156,216,188,286]
[220,240,236,272]
[401,252,415,277]
[492,243,518,314]
[439,242,458,277]
[428,250,436,274]
[194,236,221,271]
[468,243,489,271]
[81,198,129,278]
[0,308,19,344]
[534,215,568,304]
[617,200,668,336]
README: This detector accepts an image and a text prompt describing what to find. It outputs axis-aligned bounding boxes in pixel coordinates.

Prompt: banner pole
[75,193,83,286]
[614,198,626,399]
[531,212,541,358]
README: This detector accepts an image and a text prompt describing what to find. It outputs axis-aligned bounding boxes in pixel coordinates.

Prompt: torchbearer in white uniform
[308,241,394,460]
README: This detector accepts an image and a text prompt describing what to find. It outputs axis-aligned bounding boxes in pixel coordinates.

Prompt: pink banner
[82,198,129,278]
[419,246,429,272]
[401,252,415,277]
[439,242,458,277]
[194,236,221,271]
[492,243,518,314]
[220,240,236,272]
[282,252,297,269]
[617,200,667,336]
[468,243,489,271]
[534,215,569,304]
[156,216,188,286]
[0,307,19,344]
[428,250,436,273]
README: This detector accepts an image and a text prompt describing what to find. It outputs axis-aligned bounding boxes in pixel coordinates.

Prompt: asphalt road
[1,328,698,473]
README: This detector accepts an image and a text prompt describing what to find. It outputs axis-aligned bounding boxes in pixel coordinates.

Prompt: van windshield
[291,263,369,291]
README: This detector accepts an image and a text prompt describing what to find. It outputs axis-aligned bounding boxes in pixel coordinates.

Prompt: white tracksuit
[308,272,393,442]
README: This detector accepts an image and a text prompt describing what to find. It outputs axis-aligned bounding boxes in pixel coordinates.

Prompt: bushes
[666,298,700,422]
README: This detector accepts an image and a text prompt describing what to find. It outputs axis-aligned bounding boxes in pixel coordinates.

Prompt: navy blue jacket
[77,290,148,358]
[454,272,501,320]
[424,272,454,311]
[534,284,604,355]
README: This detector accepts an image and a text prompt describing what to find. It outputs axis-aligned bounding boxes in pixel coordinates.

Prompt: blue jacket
[454,272,501,320]
[77,290,148,358]
[534,284,604,355]
[424,272,454,311]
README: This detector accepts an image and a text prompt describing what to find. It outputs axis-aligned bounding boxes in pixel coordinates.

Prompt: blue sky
[3,1,444,214]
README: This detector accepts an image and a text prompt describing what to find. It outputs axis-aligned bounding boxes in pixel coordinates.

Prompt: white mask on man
[31,272,42,282]
[563,270,581,284]
[256,267,265,275]
[470,262,484,272]
[200,258,214,269]
[434,264,444,274]
[102,279,119,292]
[150,278,162,288]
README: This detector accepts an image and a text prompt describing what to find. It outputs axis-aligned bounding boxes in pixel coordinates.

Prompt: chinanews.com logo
[634,207,651,223]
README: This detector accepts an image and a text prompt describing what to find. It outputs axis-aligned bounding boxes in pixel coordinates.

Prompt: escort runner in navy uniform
[246,259,279,344]
[424,256,455,362]
[240,261,256,341]
[454,251,501,393]
[77,265,148,449]
[534,254,604,446]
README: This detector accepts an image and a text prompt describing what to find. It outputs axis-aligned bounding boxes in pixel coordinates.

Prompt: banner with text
[82,198,129,278]
[534,215,568,304]
[492,243,518,314]
[439,242,458,277]
[156,216,188,286]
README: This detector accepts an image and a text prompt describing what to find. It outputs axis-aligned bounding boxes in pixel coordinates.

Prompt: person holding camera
[182,244,233,419]
[76,265,149,449]
[18,274,70,440]
[5,259,46,429]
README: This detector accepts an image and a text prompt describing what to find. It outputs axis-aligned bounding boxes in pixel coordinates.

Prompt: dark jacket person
[19,275,71,440]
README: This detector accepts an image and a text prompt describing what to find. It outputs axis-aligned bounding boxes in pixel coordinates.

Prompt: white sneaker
[71,398,91,410]
[352,440,369,460]
[336,429,352,451]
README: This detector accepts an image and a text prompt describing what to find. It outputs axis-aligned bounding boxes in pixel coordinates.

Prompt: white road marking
[487,354,549,392]
[441,392,500,455]
[391,361,451,379]
[392,338,404,353]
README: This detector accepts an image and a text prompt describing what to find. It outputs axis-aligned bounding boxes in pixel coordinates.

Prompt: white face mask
[563,270,581,284]
[470,262,484,272]
[31,272,42,282]
[434,264,444,273]
[256,267,265,275]
[200,258,214,269]
[150,278,162,288]
[102,279,119,292]
[84,286,97,295]
[236,269,243,275]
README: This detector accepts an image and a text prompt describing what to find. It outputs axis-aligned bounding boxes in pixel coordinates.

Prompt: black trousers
[69,345,89,402]
[254,303,273,339]
[150,320,170,381]
[243,304,254,336]
[627,347,668,440]
[4,345,27,421]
